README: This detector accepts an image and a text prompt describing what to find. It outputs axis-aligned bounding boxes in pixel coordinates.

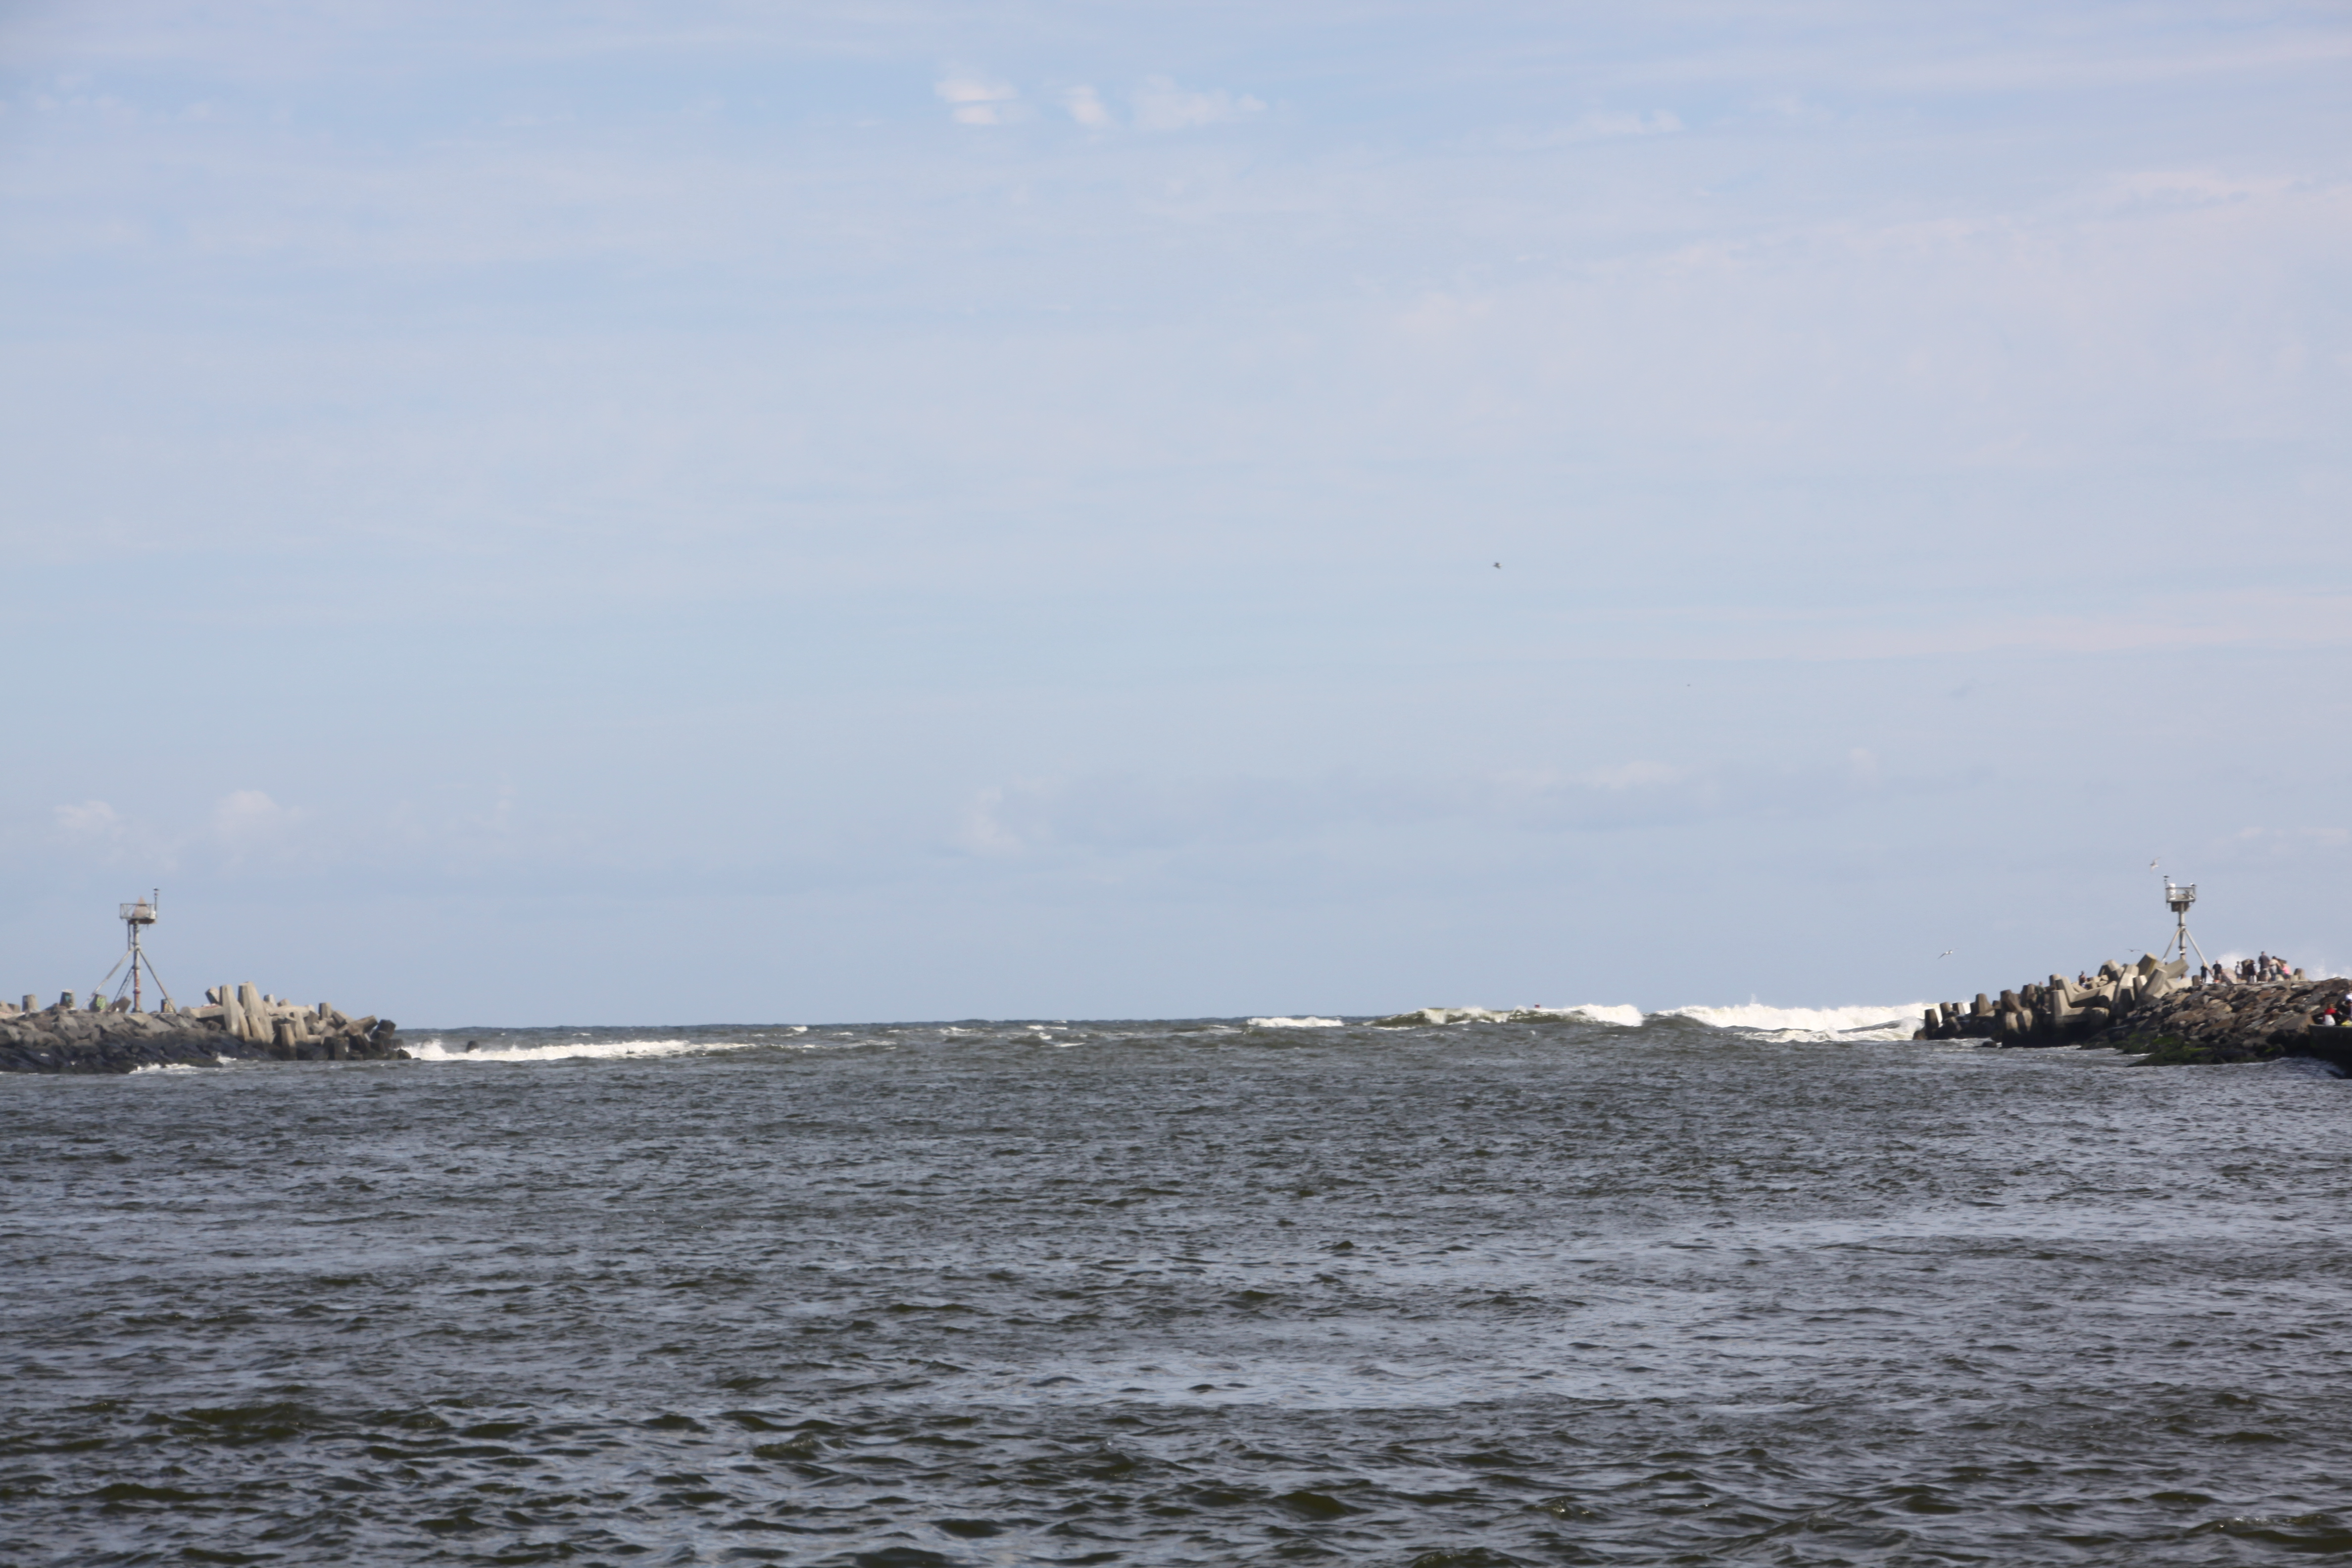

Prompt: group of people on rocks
[2193,953,2301,985]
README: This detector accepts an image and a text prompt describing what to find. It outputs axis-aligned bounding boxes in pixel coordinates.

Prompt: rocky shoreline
[0,983,401,1076]
[1915,954,2352,1069]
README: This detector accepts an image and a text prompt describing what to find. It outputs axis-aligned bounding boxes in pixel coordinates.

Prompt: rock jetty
[1913,953,2352,1069]
[0,982,402,1075]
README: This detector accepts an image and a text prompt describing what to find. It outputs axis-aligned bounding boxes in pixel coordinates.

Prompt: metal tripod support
[94,892,173,1013]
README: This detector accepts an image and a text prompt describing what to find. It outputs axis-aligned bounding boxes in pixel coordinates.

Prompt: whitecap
[130,1063,202,1075]
[1372,1004,1642,1028]
[1246,1016,1347,1029]
[1527,1004,1644,1028]
[1663,1002,1927,1040]
[404,1034,789,1064]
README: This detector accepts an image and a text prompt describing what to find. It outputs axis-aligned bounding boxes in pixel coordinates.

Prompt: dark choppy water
[6,1011,2352,1566]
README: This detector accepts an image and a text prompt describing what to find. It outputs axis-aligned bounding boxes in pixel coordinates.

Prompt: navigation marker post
[2161,879,2205,974]
[94,891,174,1013]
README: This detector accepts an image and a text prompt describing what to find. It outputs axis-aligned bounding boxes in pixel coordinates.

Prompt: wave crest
[1371,1004,1642,1028]
[405,1029,805,1065]
[1364,1002,1919,1039]
[1664,1003,1925,1040]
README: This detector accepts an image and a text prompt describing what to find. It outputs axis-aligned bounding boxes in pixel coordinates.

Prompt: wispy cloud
[1470,108,1684,149]
[1576,107,1682,139]
[1130,76,1263,132]
[934,73,1026,125]
[53,799,123,844]
[947,753,1919,860]
[1062,85,1113,128]
[212,788,296,853]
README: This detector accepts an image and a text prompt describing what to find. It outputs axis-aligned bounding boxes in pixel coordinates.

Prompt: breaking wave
[1372,1002,1921,1040]
[1664,1002,1927,1040]
[1538,1004,1645,1028]
[1374,1004,1643,1028]
[405,1029,806,1065]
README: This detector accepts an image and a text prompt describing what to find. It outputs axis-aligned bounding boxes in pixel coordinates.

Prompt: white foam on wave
[1664,1002,1927,1041]
[1375,1004,1643,1028]
[1247,1016,1347,1029]
[130,1063,202,1075]
[405,1029,803,1065]
[1535,1004,1645,1028]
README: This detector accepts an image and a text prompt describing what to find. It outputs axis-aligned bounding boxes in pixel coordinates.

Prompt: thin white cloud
[953,785,1027,856]
[1130,76,1263,132]
[1063,85,1113,128]
[47,797,176,871]
[1475,109,1684,149]
[1574,761,1687,791]
[212,788,292,847]
[934,74,1026,126]
[944,754,1911,860]
[2098,168,2298,212]
[1577,108,1681,139]
[53,799,122,842]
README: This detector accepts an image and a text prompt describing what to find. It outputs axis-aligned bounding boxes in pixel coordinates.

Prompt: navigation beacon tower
[2160,878,2206,973]
[96,891,174,1013]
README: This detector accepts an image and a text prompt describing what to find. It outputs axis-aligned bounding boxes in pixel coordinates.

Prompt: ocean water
[5,1008,2350,1566]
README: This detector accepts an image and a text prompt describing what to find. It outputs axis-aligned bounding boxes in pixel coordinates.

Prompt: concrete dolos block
[237,982,267,1043]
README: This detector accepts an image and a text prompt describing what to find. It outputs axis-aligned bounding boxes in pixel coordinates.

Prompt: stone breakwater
[1914,953,2352,1069]
[0,981,401,1075]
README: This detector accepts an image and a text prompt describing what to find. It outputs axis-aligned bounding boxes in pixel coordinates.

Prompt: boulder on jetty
[1911,953,2352,1069]
[0,984,402,1076]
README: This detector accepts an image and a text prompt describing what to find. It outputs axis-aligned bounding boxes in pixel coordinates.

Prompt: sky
[2,0,2347,1025]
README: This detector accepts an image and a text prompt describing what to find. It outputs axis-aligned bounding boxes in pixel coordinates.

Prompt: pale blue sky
[4,1,2347,1024]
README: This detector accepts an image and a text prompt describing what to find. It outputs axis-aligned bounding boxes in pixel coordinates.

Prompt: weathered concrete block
[237,983,266,1043]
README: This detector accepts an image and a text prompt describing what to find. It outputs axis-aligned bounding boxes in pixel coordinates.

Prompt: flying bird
[1493,561,1501,569]
[1937,949,1955,960]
